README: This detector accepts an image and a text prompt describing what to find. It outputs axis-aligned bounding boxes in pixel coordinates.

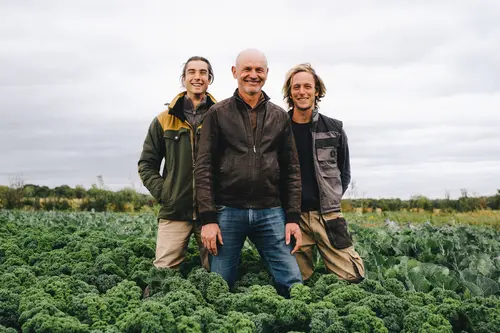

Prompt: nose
[249,69,258,79]
[299,86,307,95]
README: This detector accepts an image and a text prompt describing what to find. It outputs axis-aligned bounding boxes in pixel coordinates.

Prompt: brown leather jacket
[195,89,302,225]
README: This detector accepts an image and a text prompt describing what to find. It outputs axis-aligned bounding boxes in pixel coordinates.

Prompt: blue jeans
[209,206,303,297]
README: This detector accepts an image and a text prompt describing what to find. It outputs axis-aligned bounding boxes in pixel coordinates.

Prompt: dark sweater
[291,121,320,212]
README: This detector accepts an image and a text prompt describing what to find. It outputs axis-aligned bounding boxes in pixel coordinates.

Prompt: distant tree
[75,185,87,199]
[489,190,500,210]
[54,185,75,198]
[0,185,9,208]
[23,184,37,198]
[34,185,51,198]
[409,195,431,211]
[87,184,108,211]
[4,176,25,209]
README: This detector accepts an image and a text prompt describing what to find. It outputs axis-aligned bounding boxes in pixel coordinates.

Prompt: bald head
[235,48,268,68]
[232,48,269,97]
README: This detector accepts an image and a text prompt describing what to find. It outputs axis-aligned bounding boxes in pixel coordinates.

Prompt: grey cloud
[1,0,499,199]
[348,123,500,167]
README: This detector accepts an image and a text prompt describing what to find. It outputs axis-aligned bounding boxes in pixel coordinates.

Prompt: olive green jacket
[138,91,217,221]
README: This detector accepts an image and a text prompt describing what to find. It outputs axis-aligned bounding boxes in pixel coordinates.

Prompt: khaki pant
[153,219,209,271]
[295,211,365,282]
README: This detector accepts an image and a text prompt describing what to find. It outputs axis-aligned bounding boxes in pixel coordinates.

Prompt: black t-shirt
[291,121,320,212]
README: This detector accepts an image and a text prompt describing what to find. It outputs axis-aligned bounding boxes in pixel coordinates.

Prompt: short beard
[243,87,261,96]
[295,103,314,112]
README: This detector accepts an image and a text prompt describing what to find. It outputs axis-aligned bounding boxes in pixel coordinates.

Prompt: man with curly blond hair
[283,63,365,283]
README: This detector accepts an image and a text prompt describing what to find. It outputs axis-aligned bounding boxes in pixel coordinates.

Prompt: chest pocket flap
[316,137,339,161]
[164,127,189,141]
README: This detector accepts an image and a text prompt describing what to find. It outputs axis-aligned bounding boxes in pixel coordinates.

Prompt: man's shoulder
[153,109,185,131]
[264,102,290,131]
[318,112,344,130]
[210,97,233,111]
[156,109,172,122]
[267,101,287,114]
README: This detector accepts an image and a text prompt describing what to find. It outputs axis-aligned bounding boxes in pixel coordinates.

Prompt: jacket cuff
[285,211,301,224]
[199,211,218,225]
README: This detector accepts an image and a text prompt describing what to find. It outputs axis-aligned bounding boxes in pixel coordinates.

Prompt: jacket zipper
[187,120,197,221]
[310,123,324,214]
[236,96,260,204]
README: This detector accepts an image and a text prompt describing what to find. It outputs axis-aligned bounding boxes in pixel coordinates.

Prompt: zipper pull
[253,145,256,153]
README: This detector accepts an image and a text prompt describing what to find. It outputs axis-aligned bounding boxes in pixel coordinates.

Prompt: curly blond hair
[282,63,326,109]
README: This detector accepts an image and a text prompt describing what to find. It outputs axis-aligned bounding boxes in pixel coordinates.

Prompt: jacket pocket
[316,138,339,178]
[317,149,339,178]
[317,146,337,162]
[324,216,353,249]
[316,137,339,161]
[164,128,188,143]
[161,128,189,205]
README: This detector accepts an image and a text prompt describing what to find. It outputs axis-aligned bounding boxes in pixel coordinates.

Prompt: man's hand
[201,223,223,256]
[285,222,302,254]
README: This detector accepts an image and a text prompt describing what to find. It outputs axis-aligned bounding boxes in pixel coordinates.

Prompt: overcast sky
[1,0,499,199]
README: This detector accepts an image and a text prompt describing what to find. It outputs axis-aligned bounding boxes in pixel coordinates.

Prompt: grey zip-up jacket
[289,108,351,213]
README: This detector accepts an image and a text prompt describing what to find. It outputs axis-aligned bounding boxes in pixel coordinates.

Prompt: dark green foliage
[207,311,255,333]
[114,301,176,333]
[275,299,312,332]
[402,306,453,333]
[309,308,340,333]
[251,312,275,333]
[324,284,368,307]
[0,211,499,333]
[342,305,388,333]
[231,285,282,315]
[290,283,313,303]
[0,324,17,333]
[187,267,230,303]
[382,278,406,297]
[0,289,19,329]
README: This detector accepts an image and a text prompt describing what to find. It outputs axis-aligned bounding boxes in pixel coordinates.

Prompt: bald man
[194,49,303,297]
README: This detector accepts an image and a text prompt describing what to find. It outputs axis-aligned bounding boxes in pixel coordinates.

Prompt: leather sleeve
[279,117,302,223]
[194,107,219,225]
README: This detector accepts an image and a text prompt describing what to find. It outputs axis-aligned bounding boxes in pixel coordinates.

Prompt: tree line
[0,182,499,213]
[0,183,154,212]
[343,190,500,213]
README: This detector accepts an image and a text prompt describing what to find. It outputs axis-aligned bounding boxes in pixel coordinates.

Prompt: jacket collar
[233,88,270,109]
[165,91,217,122]
[288,107,319,124]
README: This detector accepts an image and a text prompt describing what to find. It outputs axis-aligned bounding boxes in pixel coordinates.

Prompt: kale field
[0,211,499,333]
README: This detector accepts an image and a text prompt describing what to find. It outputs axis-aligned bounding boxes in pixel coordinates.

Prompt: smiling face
[183,60,210,98]
[291,71,318,112]
[232,50,268,97]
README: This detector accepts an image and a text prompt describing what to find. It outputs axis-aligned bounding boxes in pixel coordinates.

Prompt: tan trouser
[153,219,209,271]
[295,211,365,282]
